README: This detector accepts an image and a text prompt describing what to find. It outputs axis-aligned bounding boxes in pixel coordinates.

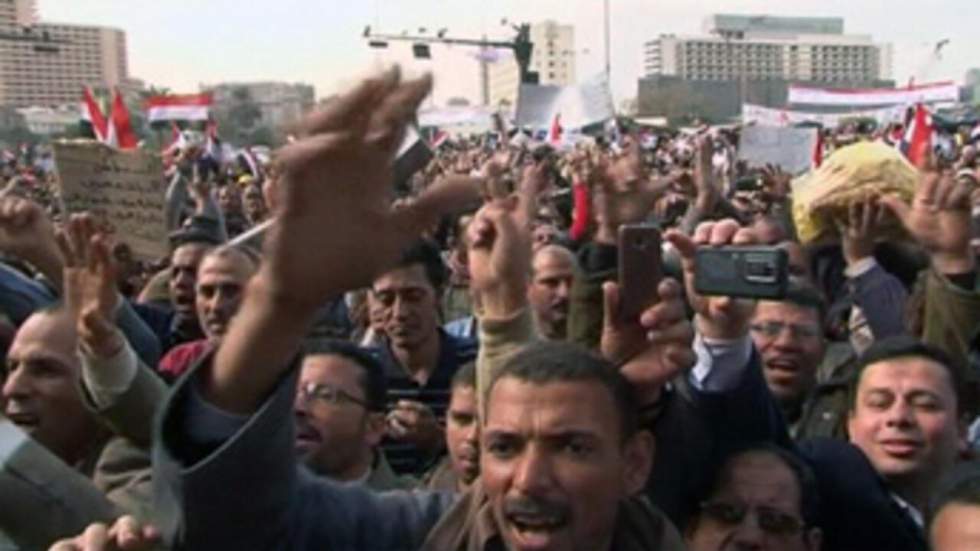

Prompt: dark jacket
[799,438,928,551]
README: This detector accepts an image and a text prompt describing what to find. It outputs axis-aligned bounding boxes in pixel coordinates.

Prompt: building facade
[0,0,129,108]
[644,14,891,84]
[203,81,316,133]
[639,14,894,122]
[487,20,576,110]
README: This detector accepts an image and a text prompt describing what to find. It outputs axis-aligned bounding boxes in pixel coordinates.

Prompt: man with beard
[157,245,258,380]
[526,244,576,341]
[294,340,413,491]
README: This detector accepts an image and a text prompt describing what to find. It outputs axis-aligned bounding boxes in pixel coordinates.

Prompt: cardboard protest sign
[53,141,168,260]
[737,126,818,175]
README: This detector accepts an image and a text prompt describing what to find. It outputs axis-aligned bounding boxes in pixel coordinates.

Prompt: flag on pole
[145,93,213,122]
[899,103,933,168]
[80,87,109,143]
[107,89,138,150]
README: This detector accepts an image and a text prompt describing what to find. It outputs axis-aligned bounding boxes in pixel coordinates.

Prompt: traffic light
[412,43,431,59]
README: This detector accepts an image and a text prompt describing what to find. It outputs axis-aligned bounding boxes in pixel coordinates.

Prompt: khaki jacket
[420,482,685,551]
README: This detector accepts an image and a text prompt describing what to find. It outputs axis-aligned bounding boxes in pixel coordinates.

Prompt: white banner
[788,81,960,107]
[515,73,615,130]
[738,126,818,175]
[742,103,907,127]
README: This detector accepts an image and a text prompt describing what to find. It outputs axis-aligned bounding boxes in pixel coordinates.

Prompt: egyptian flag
[80,87,109,142]
[548,113,563,146]
[812,129,824,169]
[899,104,933,168]
[429,129,449,149]
[107,89,138,150]
[393,125,434,193]
[145,93,213,122]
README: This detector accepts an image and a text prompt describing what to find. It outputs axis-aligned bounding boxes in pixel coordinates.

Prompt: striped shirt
[373,330,478,475]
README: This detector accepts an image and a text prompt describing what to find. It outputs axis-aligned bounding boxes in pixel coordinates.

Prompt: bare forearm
[202,274,319,414]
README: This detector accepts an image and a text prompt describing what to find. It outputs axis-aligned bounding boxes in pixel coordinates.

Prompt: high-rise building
[203,81,316,133]
[487,20,576,109]
[644,14,891,83]
[0,0,129,108]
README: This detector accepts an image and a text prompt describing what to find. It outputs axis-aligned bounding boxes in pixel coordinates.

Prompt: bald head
[3,309,102,464]
[527,245,577,341]
[196,246,260,339]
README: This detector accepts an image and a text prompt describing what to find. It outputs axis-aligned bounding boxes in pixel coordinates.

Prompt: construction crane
[363,23,538,86]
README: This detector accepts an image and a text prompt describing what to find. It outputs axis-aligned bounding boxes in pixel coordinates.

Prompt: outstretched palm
[56,214,121,354]
[264,69,478,308]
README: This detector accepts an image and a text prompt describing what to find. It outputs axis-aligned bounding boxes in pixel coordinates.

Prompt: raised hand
[262,67,477,312]
[467,195,532,318]
[664,219,760,339]
[840,196,886,266]
[209,68,478,414]
[0,195,64,287]
[600,277,696,405]
[48,516,160,551]
[56,213,123,358]
[691,136,720,215]
[592,139,665,244]
[880,170,974,273]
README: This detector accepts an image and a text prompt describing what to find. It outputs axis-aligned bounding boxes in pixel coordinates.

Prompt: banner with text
[788,82,960,107]
[742,103,908,128]
[738,126,819,175]
[54,141,168,260]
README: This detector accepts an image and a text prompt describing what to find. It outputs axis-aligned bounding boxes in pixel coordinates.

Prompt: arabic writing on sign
[54,142,168,260]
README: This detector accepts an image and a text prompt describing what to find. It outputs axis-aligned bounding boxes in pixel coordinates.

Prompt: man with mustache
[294,339,414,491]
[105,71,692,551]
[526,244,576,341]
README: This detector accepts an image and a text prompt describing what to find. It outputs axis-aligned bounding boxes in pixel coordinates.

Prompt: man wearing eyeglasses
[686,446,823,551]
[748,287,834,440]
[294,340,414,491]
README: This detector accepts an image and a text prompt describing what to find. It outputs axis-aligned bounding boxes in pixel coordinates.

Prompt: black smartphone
[694,247,788,300]
[617,224,663,321]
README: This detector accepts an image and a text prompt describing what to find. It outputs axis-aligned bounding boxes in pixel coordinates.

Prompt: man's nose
[512,445,555,495]
[730,512,766,551]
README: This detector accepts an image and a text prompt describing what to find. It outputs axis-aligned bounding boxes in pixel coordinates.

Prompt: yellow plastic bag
[791,141,918,244]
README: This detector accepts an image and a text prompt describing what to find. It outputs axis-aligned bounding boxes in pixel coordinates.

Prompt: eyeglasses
[296,382,370,410]
[750,321,821,340]
[700,500,805,536]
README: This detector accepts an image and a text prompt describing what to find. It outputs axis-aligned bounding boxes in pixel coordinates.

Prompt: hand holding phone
[617,224,662,321]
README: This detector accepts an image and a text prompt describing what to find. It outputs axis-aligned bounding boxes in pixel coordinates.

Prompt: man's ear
[365,412,387,448]
[622,429,655,496]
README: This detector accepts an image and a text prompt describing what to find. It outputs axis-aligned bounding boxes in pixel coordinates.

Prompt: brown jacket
[420,483,685,551]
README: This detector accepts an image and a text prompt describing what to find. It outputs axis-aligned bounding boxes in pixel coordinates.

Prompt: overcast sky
[40,0,978,105]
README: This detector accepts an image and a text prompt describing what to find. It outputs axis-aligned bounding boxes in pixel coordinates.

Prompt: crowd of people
[1,67,980,551]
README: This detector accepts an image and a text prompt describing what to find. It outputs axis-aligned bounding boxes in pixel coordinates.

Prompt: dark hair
[707,444,821,529]
[485,341,638,441]
[781,277,828,326]
[848,336,963,413]
[302,339,387,412]
[928,464,980,529]
[395,239,448,294]
[452,362,477,391]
